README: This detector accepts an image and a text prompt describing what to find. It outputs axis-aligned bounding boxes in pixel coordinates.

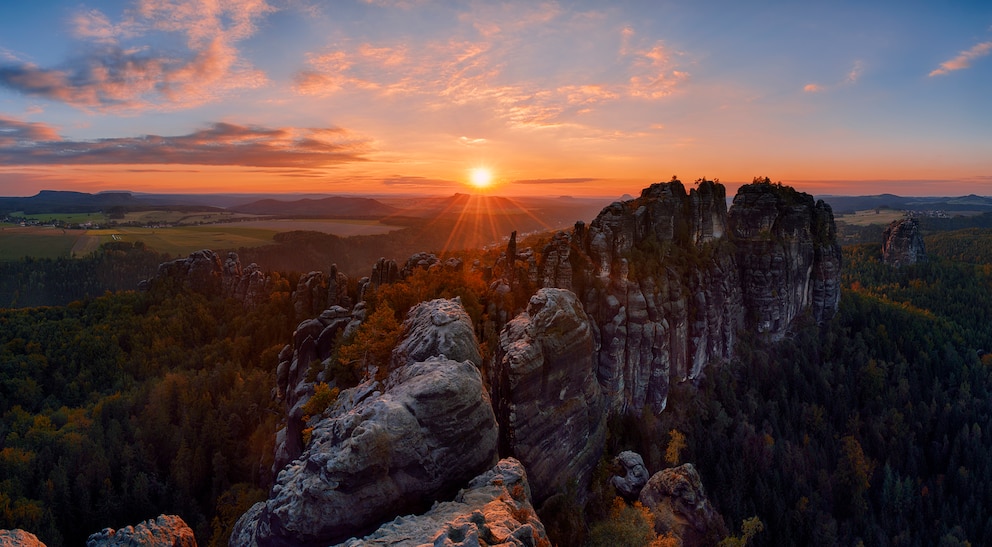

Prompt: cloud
[381,175,461,187]
[0,0,274,110]
[294,6,690,130]
[803,60,863,93]
[512,177,600,185]
[458,136,487,145]
[0,117,371,167]
[929,41,992,76]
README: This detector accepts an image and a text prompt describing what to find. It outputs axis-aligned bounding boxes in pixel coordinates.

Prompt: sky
[0,0,989,198]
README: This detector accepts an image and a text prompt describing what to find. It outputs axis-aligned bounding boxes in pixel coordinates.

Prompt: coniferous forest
[2,226,992,546]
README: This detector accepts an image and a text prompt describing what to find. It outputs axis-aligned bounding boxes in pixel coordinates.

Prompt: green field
[835,209,907,226]
[11,211,109,224]
[0,219,402,260]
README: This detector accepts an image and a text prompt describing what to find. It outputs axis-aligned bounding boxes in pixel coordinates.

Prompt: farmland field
[835,209,906,226]
[0,219,402,260]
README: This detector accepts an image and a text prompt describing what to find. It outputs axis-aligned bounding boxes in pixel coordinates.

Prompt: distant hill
[231,196,399,217]
[0,190,143,214]
[818,194,992,214]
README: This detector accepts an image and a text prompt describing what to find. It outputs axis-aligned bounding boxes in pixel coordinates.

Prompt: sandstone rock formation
[145,250,269,309]
[638,463,727,547]
[333,458,549,547]
[292,265,352,320]
[611,450,650,501]
[730,181,842,340]
[494,288,606,503]
[0,529,46,547]
[882,217,926,267]
[233,298,499,547]
[86,515,197,547]
[522,179,841,414]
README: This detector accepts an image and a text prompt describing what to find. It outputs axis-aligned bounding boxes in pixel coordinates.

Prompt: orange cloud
[803,83,823,93]
[929,40,992,76]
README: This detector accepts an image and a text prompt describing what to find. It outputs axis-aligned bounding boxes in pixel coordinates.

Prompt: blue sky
[0,0,989,197]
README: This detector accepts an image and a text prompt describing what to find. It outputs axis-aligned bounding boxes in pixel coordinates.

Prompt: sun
[469,167,494,189]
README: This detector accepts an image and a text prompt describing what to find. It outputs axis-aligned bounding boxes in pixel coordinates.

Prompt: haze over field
[0,1,989,198]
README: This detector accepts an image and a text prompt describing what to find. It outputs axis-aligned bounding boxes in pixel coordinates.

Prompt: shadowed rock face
[333,458,549,547]
[638,463,728,547]
[232,299,499,547]
[146,250,268,309]
[730,182,841,341]
[86,515,197,547]
[493,288,606,504]
[517,180,840,414]
[882,218,926,267]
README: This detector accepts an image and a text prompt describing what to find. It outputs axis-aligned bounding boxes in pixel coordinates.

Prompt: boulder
[494,288,606,503]
[333,458,549,547]
[611,451,650,501]
[882,217,926,266]
[638,463,727,547]
[86,515,197,547]
[0,529,46,547]
[390,297,482,371]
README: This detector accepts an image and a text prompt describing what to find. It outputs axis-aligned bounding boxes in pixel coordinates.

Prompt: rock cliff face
[233,299,499,547]
[730,182,841,340]
[638,463,727,547]
[882,218,926,266]
[86,515,197,547]
[333,458,549,547]
[515,179,841,414]
[493,288,607,503]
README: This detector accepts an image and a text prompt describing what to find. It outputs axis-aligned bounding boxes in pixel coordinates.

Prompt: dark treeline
[0,242,172,308]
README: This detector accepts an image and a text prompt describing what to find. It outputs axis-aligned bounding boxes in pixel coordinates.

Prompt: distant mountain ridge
[818,193,992,214]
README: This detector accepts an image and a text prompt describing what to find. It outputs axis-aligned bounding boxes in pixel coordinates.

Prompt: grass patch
[835,209,906,226]
[0,225,79,260]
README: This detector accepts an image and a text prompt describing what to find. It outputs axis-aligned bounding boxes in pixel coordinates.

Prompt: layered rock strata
[493,288,607,503]
[504,179,841,414]
[333,458,549,547]
[882,217,926,266]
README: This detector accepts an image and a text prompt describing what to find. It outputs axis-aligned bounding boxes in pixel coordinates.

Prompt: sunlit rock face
[0,529,47,547]
[882,217,927,267]
[729,182,841,340]
[638,463,728,547]
[233,298,499,547]
[86,515,197,547]
[332,458,549,547]
[493,288,607,503]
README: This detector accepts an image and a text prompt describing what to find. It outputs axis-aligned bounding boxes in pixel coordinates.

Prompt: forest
[2,222,992,545]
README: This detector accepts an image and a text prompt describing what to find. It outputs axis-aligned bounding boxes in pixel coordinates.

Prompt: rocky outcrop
[234,298,498,547]
[729,181,841,340]
[333,458,549,547]
[520,180,840,414]
[145,250,268,309]
[638,463,727,547]
[611,450,650,501]
[0,529,46,547]
[882,218,926,267]
[293,265,352,320]
[494,288,606,503]
[86,515,197,547]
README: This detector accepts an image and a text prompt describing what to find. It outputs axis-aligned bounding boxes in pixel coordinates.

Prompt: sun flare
[469,167,494,189]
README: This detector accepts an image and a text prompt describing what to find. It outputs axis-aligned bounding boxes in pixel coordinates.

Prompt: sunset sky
[0,0,989,198]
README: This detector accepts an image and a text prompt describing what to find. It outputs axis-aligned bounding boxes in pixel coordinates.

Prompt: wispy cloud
[0,0,274,111]
[0,117,371,167]
[929,40,992,76]
[803,60,864,93]
[294,7,690,131]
